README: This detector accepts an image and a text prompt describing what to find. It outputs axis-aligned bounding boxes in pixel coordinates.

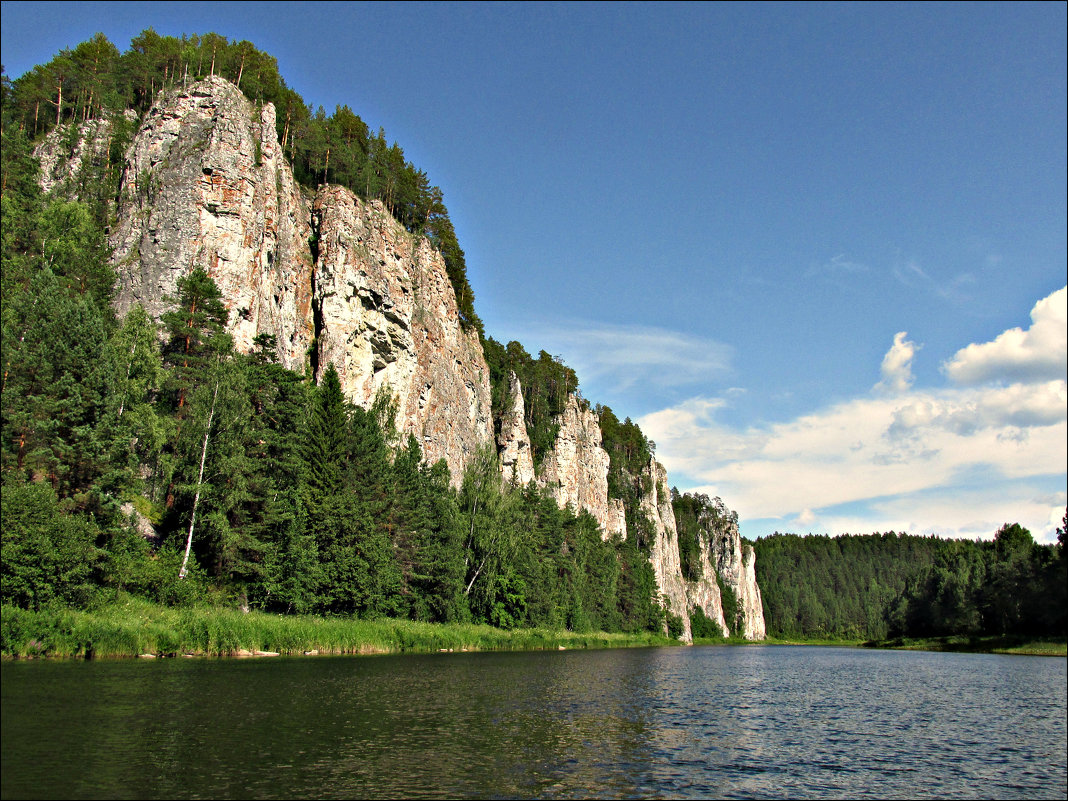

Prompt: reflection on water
[2,646,1065,799]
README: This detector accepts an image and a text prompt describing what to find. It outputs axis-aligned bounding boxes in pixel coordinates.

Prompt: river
[2,645,1065,799]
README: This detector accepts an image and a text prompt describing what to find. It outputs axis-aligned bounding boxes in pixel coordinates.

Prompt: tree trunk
[54,76,64,125]
[179,378,220,580]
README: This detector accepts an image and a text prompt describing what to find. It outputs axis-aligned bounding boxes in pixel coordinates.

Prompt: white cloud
[640,289,1068,544]
[809,253,869,277]
[500,321,732,396]
[943,286,1067,385]
[889,380,1067,437]
[892,259,977,303]
[873,332,919,395]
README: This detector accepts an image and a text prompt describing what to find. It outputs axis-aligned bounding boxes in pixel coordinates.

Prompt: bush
[1,479,102,610]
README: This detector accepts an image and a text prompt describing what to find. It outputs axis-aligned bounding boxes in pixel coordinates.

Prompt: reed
[1,599,678,659]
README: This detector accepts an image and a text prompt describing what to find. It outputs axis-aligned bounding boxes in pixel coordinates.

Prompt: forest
[754,522,1067,641]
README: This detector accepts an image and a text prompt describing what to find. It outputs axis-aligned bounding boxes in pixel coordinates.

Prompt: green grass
[1,597,678,659]
[864,634,1067,656]
[758,635,868,647]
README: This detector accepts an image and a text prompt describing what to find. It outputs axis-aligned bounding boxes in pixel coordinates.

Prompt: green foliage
[718,578,740,634]
[483,338,578,470]
[0,597,678,659]
[1,477,102,609]
[2,267,122,501]
[672,490,706,581]
[597,404,655,524]
[756,524,1067,641]
[689,605,725,639]
[755,532,938,640]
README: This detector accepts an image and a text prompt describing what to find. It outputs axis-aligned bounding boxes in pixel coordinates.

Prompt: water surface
[2,646,1065,799]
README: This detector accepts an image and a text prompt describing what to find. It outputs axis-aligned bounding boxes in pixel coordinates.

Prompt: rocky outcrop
[45,76,491,481]
[737,544,766,640]
[690,496,766,640]
[35,113,134,195]
[497,372,535,486]
[537,394,627,540]
[717,540,765,640]
[685,538,730,637]
[312,185,492,479]
[640,458,692,642]
[109,76,314,372]
[36,75,765,633]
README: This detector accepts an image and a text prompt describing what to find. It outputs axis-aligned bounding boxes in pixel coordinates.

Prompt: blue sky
[3,2,1065,542]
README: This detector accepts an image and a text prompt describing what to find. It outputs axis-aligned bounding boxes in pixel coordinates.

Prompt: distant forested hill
[754,522,1066,640]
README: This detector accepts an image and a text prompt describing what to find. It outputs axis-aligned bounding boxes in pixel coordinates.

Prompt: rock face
[35,114,128,196]
[691,497,767,640]
[47,75,491,481]
[719,541,767,641]
[108,76,314,372]
[495,379,763,642]
[497,372,535,487]
[685,538,730,637]
[312,185,492,478]
[640,458,693,642]
[537,395,627,540]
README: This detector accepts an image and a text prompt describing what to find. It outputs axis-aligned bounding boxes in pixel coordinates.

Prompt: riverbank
[864,634,1067,656]
[704,634,1067,656]
[0,598,679,659]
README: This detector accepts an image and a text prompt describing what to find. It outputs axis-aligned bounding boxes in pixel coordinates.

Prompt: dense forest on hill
[754,523,1067,640]
[0,32,671,635]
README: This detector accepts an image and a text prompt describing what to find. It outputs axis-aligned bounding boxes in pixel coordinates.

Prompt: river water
[2,645,1065,799]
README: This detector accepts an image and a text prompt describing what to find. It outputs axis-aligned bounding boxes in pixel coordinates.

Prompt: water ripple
[2,646,1065,799]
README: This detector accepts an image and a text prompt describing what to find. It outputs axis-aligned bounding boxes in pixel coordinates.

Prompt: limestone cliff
[497,372,535,487]
[496,378,761,642]
[688,496,767,640]
[41,75,491,481]
[640,458,693,641]
[34,73,763,635]
[107,77,315,371]
[685,537,730,637]
[312,185,492,477]
[537,394,627,540]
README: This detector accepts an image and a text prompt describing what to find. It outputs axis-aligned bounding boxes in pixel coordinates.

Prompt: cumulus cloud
[874,332,919,395]
[889,381,1067,438]
[640,288,1068,544]
[943,286,1067,385]
[643,389,1066,542]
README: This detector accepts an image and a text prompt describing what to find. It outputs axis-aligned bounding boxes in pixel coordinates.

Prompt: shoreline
[1,598,681,661]
[5,601,1063,661]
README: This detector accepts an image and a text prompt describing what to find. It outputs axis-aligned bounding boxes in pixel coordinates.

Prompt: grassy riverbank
[702,634,1067,655]
[0,597,679,659]
[865,634,1067,656]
